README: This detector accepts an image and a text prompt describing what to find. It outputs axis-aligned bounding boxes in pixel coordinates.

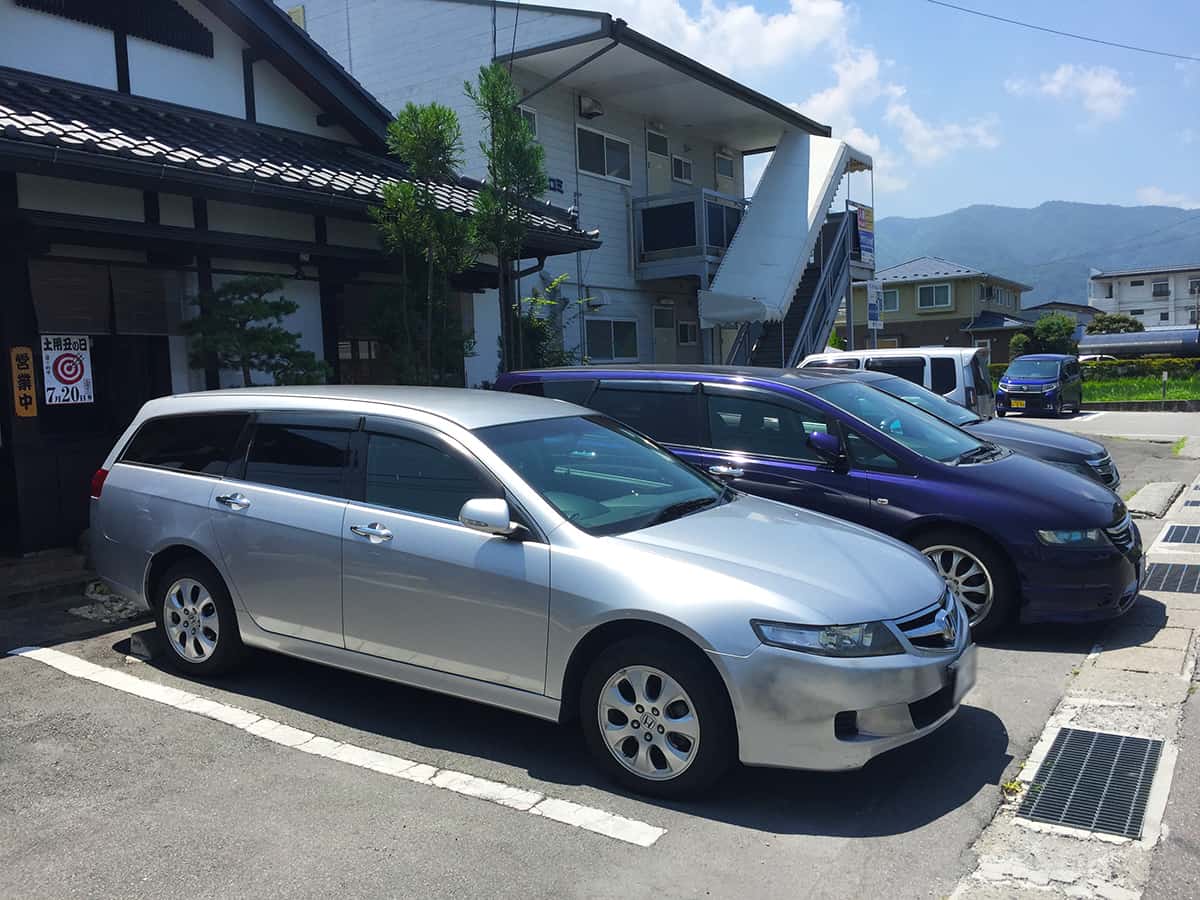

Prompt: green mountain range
[874,201,1200,307]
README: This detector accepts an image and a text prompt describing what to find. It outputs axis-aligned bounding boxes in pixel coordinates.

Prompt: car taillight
[90,468,109,500]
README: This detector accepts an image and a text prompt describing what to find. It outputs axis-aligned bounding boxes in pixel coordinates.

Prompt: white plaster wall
[17,174,143,222]
[207,201,315,242]
[159,194,195,228]
[0,0,118,88]
[253,58,356,142]
[465,290,502,387]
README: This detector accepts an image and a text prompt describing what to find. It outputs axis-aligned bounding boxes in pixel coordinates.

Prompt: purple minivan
[495,365,1143,638]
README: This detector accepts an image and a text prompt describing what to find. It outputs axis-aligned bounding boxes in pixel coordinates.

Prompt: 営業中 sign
[41,335,94,405]
[9,346,37,418]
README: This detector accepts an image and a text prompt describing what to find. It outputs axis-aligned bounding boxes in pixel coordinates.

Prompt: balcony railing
[632,188,748,282]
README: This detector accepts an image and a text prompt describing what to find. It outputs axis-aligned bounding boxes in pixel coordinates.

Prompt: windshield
[474,415,727,536]
[870,375,980,426]
[1005,358,1061,378]
[809,381,986,463]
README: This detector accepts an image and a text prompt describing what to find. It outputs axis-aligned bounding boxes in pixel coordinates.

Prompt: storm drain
[1186,501,1200,508]
[1163,525,1200,544]
[1144,563,1200,593]
[1018,728,1162,839]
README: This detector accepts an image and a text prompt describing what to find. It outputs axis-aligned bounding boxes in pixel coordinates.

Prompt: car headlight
[751,619,904,657]
[1036,528,1107,547]
[1041,383,1057,393]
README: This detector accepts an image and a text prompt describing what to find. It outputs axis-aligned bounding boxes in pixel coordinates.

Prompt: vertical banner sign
[848,201,875,267]
[41,335,94,405]
[10,346,37,418]
[866,280,884,330]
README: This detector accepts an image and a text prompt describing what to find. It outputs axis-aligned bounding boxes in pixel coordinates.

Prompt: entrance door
[341,420,551,693]
[653,305,677,363]
[647,130,671,195]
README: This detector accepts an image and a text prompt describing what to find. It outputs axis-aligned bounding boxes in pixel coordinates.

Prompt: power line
[1023,213,1200,269]
[924,1,1200,63]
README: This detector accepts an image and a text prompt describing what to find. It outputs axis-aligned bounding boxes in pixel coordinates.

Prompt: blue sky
[541,0,1198,218]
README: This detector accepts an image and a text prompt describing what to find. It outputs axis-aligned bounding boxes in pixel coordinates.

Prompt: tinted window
[705,392,833,461]
[1005,358,1060,378]
[870,375,979,426]
[803,358,860,369]
[930,357,957,395]
[971,355,994,397]
[509,379,597,405]
[366,434,499,521]
[122,413,247,476]
[590,386,704,445]
[866,356,925,385]
[845,431,902,472]
[244,424,351,498]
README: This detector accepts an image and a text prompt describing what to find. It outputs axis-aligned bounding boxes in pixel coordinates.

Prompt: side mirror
[459,498,517,536]
[807,430,843,459]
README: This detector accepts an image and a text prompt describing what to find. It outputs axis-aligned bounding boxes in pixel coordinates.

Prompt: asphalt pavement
[0,427,1193,900]
[1033,409,1200,442]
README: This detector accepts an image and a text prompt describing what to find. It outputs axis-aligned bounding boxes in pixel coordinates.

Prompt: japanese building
[0,0,597,554]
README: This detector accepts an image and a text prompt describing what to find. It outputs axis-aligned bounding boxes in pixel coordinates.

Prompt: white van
[799,347,996,418]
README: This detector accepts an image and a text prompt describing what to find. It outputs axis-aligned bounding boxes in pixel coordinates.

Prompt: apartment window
[677,321,699,345]
[1160,312,1171,322]
[715,153,735,180]
[1102,283,1113,299]
[646,131,669,158]
[974,338,992,351]
[577,127,631,183]
[1152,280,1169,298]
[653,306,674,329]
[1129,279,1145,287]
[978,284,993,303]
[876,337,900,349]
[881,289,900,312]
[586,318,638,361]
[672,155,693,184]
[519,106,538,139]
[917,283,952,310]
[1190,279,1200,296]
[1128,308,1145,316]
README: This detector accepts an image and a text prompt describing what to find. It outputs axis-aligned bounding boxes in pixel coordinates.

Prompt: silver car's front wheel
[598,665,700,782]
[164,577,220,663]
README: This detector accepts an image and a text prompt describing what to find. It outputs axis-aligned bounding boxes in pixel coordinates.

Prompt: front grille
[894,591,960,652]
[1087,454,1119,487]
[1018,728,1163,839]
[1105,514,1136,554]
[1004,392,1047,410]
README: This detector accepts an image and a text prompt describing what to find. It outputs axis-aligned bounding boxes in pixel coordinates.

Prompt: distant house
[1089,264,1200,329]
[844,256,1033,362]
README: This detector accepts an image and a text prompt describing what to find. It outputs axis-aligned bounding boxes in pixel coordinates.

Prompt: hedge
[990,358,1200,382]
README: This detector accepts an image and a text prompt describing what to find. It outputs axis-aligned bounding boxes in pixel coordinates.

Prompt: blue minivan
[997,354,1084,418]
[495,365,1142,637]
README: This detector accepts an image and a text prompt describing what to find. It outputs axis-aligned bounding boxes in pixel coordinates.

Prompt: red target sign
[41,335,94,405]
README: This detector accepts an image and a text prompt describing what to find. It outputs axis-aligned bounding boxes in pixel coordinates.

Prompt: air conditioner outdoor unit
[578,96,605,119]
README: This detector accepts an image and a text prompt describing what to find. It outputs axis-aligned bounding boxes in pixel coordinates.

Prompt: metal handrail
[786,211,855,366]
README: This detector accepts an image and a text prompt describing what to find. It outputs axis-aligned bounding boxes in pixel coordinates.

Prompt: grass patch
[1084,375,1200,403]
[1173,437,1188,456]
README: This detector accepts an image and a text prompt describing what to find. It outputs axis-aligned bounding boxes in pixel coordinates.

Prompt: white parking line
[7,646,666,848]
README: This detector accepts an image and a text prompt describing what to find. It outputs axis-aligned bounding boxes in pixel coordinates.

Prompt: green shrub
[1082,357,1199,380]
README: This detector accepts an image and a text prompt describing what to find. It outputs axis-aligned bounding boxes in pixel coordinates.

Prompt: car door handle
[350,523,393,543]
[708,465,744,478]
[215,492,251,511]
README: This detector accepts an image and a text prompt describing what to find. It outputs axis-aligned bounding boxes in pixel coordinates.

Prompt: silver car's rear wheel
[923,545,994,626]
[164,577,221,663]
[597,665,700,781]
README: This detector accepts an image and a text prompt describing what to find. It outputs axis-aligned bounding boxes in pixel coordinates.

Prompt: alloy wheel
[163,578,220,663]
[922,545,994,627]
[597,665,700,782]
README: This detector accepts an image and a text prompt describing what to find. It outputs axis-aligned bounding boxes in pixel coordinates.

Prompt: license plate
[949,643,977,705]
[1010,399,1026,409]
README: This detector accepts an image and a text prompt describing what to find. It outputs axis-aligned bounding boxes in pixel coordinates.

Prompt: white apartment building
[284,0,876,382]
[1089,264,1200,328]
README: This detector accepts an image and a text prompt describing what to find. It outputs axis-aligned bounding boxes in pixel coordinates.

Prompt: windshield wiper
[956,443,1000,464]
[646,495,721,527]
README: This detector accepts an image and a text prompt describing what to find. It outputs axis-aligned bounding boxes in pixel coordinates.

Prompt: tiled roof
[0,68,596,248]
[875,256,983,282]
[961,310,1033,331]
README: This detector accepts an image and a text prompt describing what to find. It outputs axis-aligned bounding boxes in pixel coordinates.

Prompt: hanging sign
[10,346,37,418]
[866,280,885,330]
[848,201,875,267]
[41,335,94,405]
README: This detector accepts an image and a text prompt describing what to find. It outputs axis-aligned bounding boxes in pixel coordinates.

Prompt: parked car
[91,386,974,797]
[843,370,1119,490]
[997,354,1083,418]
[1079,355,1117,363]
[799,347,996,418]
[497,367,1142,637]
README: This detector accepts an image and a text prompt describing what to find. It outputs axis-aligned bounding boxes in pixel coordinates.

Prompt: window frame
[576,125,632,185]
[119,411,252,480]
[700,383,840,467]
[646,129,670,160]
[585,316,640,362]
[239,412,361,500]
[714,152,735,180]
[518,105,539,140]
[677,320,699,345]
[1189,278,1200,296]
[1129,279,1145,287]
[876,337,901,349]
[671,154,694,185]
[916,283,952,310]
[1152,280,1170,298]
[881,288,900,312]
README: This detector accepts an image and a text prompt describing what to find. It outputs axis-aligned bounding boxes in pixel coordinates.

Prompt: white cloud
[536,0,847,74]
[1006,64,1133,123]
[1136,186,1200,209]
[884,98,999,165]
[1182,128,1196,147]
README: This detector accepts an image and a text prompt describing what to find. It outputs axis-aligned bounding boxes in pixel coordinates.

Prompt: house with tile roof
[0,0,597,553]
[843,255,1033,363]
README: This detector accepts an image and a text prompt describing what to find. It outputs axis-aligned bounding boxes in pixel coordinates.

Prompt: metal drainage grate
[1163,525,1200,544]
[1018,728,1162,839]
[1144,563,1200,593]
[1186,501,1200,507]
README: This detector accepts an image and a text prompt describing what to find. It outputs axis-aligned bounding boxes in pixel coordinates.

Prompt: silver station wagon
[92,387,975,796]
